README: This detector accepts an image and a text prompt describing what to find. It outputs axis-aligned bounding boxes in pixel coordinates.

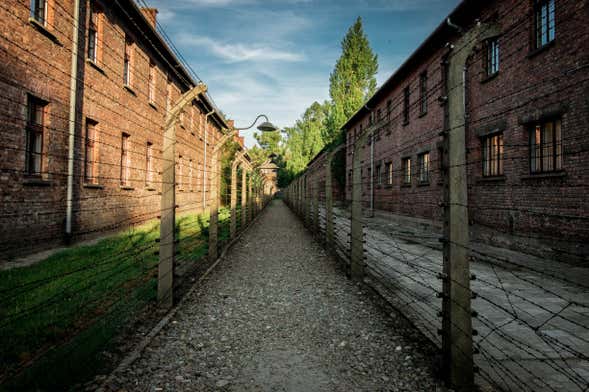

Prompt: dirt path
[107,199,443,391]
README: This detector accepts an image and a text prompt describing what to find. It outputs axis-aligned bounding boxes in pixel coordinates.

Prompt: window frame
[25,95,47,176]
[485,37,500,77]
[482,133,504,177]
[30,0,48,26]
[419,71,428,116]
[145,141,153,187]
[533,0,555,50]
[529,118,562,174]
[87,0,100,63]
[123,36,133,86]
[417,152,430,184]
[375,164,382,186]
[120,133,131,186]
[84,119,99,184]
[386,162,393,186]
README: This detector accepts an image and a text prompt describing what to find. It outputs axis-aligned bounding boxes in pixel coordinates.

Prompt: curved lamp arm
[234,114,270,131]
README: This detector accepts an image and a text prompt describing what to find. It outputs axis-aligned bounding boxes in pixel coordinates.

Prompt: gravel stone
[106,200,446,391]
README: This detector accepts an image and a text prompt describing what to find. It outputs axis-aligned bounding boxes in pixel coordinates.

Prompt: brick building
[0,0,231,257]
[339,0,588,262]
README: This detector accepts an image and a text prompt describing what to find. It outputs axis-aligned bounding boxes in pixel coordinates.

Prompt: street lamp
[235,114,278,132]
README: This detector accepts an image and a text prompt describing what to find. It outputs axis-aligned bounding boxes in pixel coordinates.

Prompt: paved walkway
[107,200,444,391]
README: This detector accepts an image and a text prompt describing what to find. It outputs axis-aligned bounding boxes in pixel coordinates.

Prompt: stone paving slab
[105,200,446,392]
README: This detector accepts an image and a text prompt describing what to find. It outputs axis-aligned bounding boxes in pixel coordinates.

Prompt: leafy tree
[325,16,378,144]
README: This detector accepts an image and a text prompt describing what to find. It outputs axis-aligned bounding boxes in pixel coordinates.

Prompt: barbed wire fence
[284,1,589,389]
[0,0,273,386]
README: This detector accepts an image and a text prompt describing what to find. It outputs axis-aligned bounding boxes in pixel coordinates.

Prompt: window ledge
[476,175,506,184]
[149,101,157,110]
[521,171,566,180]
[527,40,555,59]
[480,71,499,84]
[120,185,135,191]
[145,186,156,191]
[417,181,430,187]
[123,84,136,96]
[23,177,51,186]
[86,59,105,74]
[83,183,104,189]
[29,18,61,45]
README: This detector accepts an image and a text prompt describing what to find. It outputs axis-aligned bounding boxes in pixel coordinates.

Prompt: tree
[325,16,378,144]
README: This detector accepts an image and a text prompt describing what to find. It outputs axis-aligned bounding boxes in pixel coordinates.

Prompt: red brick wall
[0,0,75,255]
[342,0,589,260]
[0,0,227,257]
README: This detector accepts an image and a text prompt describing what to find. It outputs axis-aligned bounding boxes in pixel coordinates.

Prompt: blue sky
[147,0,461,146]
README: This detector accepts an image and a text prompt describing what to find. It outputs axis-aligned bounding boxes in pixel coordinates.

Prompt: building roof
[116,0,229,129]
[340,0,478,131]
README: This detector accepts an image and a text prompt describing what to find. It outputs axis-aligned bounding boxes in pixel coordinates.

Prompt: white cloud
[177,35,305,63]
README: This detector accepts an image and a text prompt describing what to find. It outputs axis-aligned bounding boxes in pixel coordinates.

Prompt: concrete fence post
[325,145,343,248]
[351,128,371,281]
[230,159,239,239]
[241,168,248,228]
[440,24,491,391]
[208,153,220,262]
[158,83,207,308]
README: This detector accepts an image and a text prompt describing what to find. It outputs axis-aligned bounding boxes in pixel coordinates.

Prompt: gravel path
[108,200,444,391]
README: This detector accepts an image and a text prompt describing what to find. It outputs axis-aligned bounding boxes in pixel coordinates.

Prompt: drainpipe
[202,110,214,210]
[65,0,82,242]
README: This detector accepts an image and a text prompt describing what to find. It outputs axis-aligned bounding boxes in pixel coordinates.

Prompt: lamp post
[207,114,278,261]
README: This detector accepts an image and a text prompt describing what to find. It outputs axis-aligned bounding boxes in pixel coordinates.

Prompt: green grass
[0,208,233,390]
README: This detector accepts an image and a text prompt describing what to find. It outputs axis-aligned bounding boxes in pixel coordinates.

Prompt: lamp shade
[257,121,278,132]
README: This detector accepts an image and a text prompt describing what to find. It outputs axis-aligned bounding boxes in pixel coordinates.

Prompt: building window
[178,155,183,190]
[148,60,156,104]
[84,119,98,183]
[123,37,132,86]
[120,133,130,186]
[87,1,100,62]
[402,157,411,185]
[482,133,504,177]
[375,164,382,185]
[485,38,500,76]
[534,0,555,49]
[419,72,427,115]
[417,152,430,183]
[189,159,193,191]
[146,142,153,186]
[403,86,410,124]
[530,119,562,173]
[25,95,47,175]
[386,162,393,185]
[30,0,47,25]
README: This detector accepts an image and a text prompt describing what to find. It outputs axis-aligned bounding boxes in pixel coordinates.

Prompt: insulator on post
[437,328,443,335]
[437,311,443,318]
[470,273,477,281]
[471,310,478,318]
[471,292,478,299]
[155,238,160,243]
[436,273,447,280]
[436,292,445,298]
[438,237,447,243]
